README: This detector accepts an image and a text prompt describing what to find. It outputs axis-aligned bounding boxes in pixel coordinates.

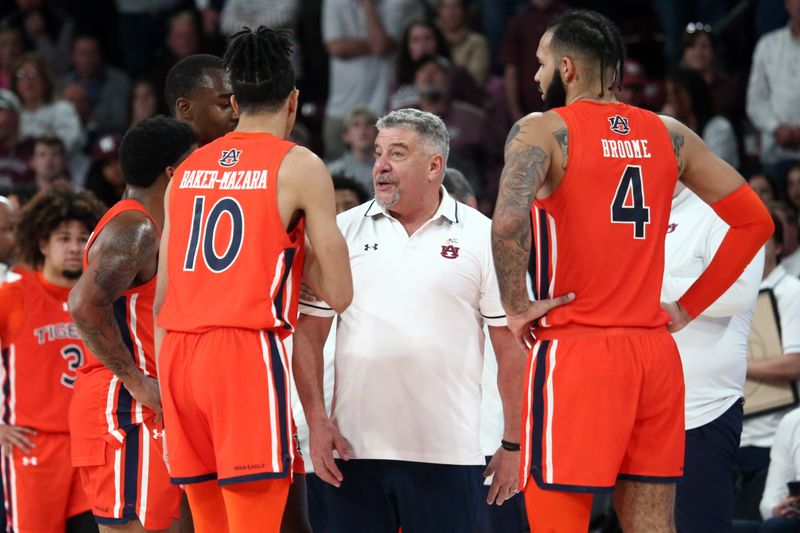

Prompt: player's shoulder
[280,145,327,180]
[89,210,158,259]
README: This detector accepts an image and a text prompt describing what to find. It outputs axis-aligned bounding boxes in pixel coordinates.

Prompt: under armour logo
[152,429,164,440]
[363,243,378,251]
[22,456,38,466]
[62,302,69,312]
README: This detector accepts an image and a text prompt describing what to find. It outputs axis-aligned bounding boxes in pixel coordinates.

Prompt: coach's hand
[485,448,521,506]
[507,293,575,349]
[662,301,691,333]
[0,425,36,454]
[309,417,351,488]
[126,375,163,423]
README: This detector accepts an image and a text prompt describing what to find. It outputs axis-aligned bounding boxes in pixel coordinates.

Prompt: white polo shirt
[662,188,764,430]
[300,188,506,465]
[741,264,800,448]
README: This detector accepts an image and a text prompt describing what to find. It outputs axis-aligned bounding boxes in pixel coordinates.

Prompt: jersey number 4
[610,165,650,239]
[184,196,245,272]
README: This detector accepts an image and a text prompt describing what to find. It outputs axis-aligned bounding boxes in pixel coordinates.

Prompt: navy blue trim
[1,347,10,425]
[170,473,218,485]
[94,515,137,525]
[112,296,135,356]
[299,302,333,312]
[363,200,376,217]
[617,473,683,483]
[531,469,615,494]
[529,341,550,482]
[537,209,550,299]
[454,201,459,223]
[217,470,291,486]
[4,454,13,526]
[122,424,140,520]
[267,331,291,474]
[481,313,506,319]
[274,248,297,330]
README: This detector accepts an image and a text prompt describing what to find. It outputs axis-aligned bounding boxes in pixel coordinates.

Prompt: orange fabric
[519,331,684,491]
[2,432,90,531]
[679,183,774,318]
[186,478,290,533]
[159,328,295,483]
[532,101,677,330]
[0,273,81,432]
[524,476,593,533]
[77,421,181,530]
[158,131,304,337]
[185,481,229,533]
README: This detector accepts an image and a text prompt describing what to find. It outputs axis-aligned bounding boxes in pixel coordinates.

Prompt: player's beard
[543,68,567,111]
[62,268,82,280]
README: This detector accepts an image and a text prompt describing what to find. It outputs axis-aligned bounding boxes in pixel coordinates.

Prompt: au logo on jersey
[608,115,630,135]
[219,148,242,167]
[441,243,460,259]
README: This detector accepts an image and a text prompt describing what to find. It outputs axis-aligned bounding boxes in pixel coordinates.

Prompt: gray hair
[376,108,449,164]
[442,168,475,203]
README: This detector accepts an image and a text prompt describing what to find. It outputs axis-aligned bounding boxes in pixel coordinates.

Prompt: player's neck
[566,80,619,106]
[235,112,289,139]
[124,182,167,230]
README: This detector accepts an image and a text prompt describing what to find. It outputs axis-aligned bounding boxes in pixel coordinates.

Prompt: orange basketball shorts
[159,328,295,485]
[520,326,685,493]
[2,432,89,532]
[76,420,181,529]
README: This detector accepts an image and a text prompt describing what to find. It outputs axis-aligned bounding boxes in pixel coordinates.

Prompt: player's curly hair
[223,26,294,113]
[14,181,105,269]
[547,10,626,97]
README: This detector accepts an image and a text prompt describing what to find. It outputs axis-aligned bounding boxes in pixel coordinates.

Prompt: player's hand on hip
[0,425,37,455]
[662,301,691,333]
[507,292,575,349]
[484,447,522,506]
[308,417,351,488]
[126,375,163,422]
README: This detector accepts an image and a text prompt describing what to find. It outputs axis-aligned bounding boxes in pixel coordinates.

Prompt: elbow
[67,288,91,325]
[328,286,353,314]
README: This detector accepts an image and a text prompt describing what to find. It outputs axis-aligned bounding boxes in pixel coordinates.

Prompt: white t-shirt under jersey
[300,190,506,465]
[662,188,764,430]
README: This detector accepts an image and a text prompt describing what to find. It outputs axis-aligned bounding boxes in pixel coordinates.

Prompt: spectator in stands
[437,0,490,85]
[750,172,778,203]
[11,53,84,157]
[114,0,188,78]
[477,0,526,63]
[29,135,67,191]
[615,59,648,109]
[413,55,503,205]
[739,213,800,496]
[83,133,123,208]
[747,0,800,190]
[129,79,161,127]
[392,19,482,111]
[61,34,131,136]
[0,25,25,90]
[443,167,476,207]
[771,200,800,277]
[0,88,33,194]
[0,0,74,77]
[499,0,568,121]
[332,174,370,214]
[664,68,740,168]
[149,10,203,103]
[758,407,800,529]
[323,0,423,158]
[786,164,800,212]
[680,23,744,123]
[0,195,16,282]
[327,106,377,192]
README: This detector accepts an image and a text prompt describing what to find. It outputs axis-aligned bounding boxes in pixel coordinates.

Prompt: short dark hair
[667,68,713,133]
[164,54,224,115]
[223,26,294,113]
[397,19,450,86]
[33,135,65,154]
[14,181,105,269]
[332,174,370,204]
[120,117,197,188]
[547,10,626,96]
[443,168,475,203]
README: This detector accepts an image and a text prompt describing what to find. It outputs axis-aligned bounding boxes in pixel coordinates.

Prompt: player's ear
[561,56,577,83]
[175,97,192,120]
[287,89,299,116]
[230,94,240,117]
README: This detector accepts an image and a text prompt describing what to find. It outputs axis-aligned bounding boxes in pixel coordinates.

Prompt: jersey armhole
[271,144,305,249]
[0,284,25,345]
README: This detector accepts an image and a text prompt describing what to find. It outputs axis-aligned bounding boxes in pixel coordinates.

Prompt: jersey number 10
[610,165,650,239]
[183,196,245,273]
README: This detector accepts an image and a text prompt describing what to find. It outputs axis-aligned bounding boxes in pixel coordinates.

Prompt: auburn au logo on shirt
[219,148,242,167]
[608,115,630,135]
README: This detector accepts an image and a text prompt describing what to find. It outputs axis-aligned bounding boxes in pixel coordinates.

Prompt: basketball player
[165,54,238,146]
[0,182,104,532]
[154,27,351,532]
[0,196,18,282]
[490,10,774,533]
[68,117,198,531]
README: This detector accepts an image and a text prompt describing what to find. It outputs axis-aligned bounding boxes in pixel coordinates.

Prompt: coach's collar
[364,186,459,223]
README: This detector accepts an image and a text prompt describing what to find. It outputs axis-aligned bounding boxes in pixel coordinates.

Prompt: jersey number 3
[610,165,650,239]
[184,196,245,272]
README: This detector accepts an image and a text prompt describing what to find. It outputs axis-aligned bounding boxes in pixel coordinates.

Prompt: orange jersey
[158,131,305,337]
[71,200,158,448]
[532,102,678,330]
[0,271,84,432]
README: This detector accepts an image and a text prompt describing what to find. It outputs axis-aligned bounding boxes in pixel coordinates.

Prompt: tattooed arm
[491,115,575,347]
[68,212,162,413]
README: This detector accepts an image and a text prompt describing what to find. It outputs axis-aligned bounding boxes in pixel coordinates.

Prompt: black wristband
[501,439,521,452]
